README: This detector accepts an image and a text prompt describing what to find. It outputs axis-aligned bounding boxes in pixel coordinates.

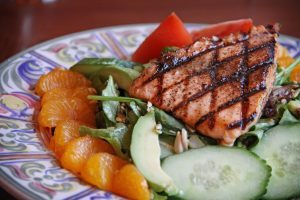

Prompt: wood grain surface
[0,0,299,63]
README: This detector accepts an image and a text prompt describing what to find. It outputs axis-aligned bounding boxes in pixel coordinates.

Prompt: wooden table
[0,0,300,63]
[0,0,299,199]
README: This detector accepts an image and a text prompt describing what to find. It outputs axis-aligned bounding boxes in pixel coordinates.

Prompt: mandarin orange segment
[277,56,294,68]
[49,137,55,151]
[53,120,81,158]
[81,153,128,191]
[277,45,291,61]
[38,97,96,128]
[41,87,96,106]
[276,47,300,83]
[112,164,150,200]
[290,65,300,82]
[41,88,71,105]
[35,68,91,96]
[60,136,115,174]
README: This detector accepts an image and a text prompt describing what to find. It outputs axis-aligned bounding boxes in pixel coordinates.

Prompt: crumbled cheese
[281,99,287,104]
[120,103,126,110]
[147,101,154,112]
[212,35,219,42]
[155,123,162,134]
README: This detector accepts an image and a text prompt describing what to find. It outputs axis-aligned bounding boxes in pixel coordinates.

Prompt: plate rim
[1,22,299,69]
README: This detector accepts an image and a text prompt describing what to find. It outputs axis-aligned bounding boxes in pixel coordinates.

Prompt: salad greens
[161,46,179,54]
[70,55,300,200]
[88,95,186,135]
[275,57,300,85]
[279,107,300,125]
[80,123,130,159]
[234,118,275,149]
[101,76,120,123]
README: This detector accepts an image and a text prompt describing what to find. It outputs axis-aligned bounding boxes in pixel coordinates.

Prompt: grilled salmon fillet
[129,25,278,145]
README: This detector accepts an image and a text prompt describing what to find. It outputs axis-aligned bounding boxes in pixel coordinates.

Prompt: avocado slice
[71,58,143,75]
[89,74,105,94]
[130,111,178,195]
[71,64,140,91]
[70,58,142,91]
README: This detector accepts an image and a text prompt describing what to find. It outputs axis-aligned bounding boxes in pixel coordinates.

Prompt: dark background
[0,0,299,199]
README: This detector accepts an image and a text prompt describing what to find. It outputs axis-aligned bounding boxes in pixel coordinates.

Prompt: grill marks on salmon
[129,25,278,144]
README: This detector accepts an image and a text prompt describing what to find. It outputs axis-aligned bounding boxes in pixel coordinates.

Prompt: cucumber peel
[162,146,271,200]
[252,123,300,199]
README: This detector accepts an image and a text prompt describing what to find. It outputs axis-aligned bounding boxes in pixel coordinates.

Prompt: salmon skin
[129,25,278,145]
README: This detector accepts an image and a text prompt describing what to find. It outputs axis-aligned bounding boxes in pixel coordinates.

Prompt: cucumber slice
[252,123,300,199]
[162,146,270,200]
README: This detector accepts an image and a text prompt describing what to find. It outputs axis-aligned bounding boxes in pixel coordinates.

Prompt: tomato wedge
[191,18,253,41]
[132,12,192,63]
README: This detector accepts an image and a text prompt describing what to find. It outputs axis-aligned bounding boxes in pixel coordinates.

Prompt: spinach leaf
[162,46,179,54]
[79,123,129,159]
[101,76,120,124]
[128,101,141,117]
[127,110,139,125]
[194,134,218,145]
[236,119,275,149]
[250,118,276,131]
[235,130,264,149]
[279,108,300,125]
[152,190,168,200]
[153,108,184,134]
[88,95,185,135]
[88,95,142,103]
[159,135,175,159]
